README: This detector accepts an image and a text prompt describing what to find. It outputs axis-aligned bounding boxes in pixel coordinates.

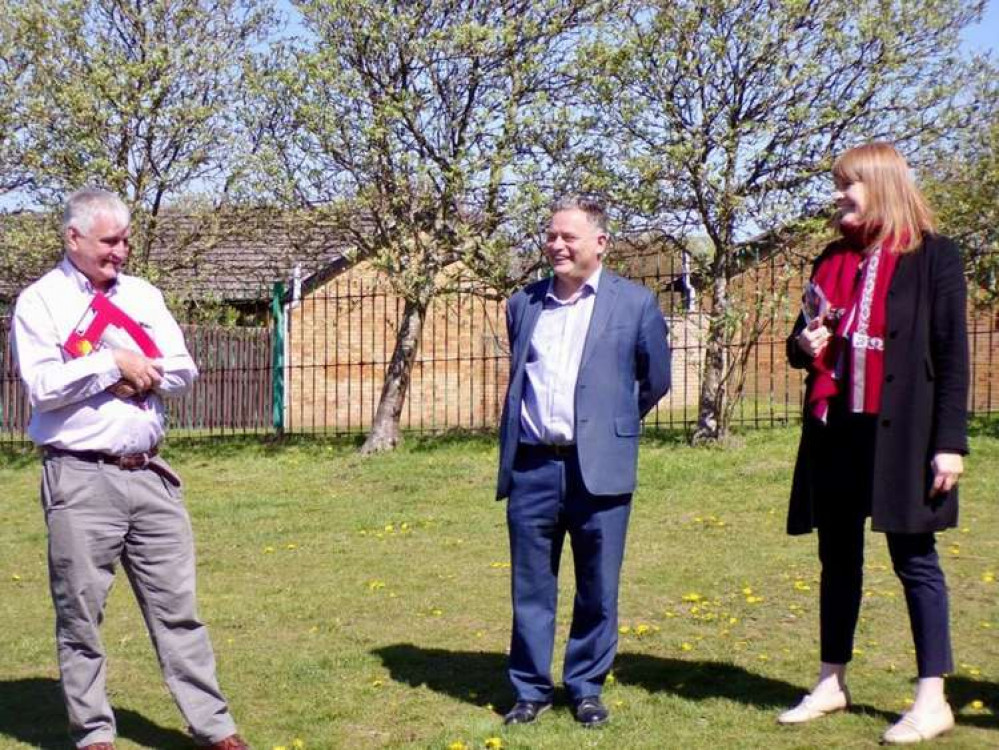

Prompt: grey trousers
[41,453,237,748]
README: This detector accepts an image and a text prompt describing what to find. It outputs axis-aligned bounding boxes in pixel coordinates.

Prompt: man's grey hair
[62,187,130,236]
[551,193,610,235]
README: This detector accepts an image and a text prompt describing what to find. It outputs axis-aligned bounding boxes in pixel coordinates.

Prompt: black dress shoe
[573,696,609,727]
[503,700,552,725]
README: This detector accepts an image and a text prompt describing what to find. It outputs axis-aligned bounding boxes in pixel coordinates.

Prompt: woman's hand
[797,317,832,358]
[930,452,964,497]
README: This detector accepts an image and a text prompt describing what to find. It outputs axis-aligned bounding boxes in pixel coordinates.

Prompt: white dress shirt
[519,267,601,445]
[12,258,198,454]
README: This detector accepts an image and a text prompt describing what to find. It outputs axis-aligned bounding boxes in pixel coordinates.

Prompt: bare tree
[583,0,982,441]
[253,0,605,452]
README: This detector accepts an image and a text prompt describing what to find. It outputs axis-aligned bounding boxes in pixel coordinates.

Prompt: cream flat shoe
[777,687,851,724]
[881,702,954,745]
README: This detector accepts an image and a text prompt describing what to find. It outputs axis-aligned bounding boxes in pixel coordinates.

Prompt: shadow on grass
[373,644,508,714]
[0,445,39,469]
[0,678,193,749]
[163,432,365,461]
[968,415,999,440]
[614,653,896,722]
[376,644,984,726]
[948,675,999,730]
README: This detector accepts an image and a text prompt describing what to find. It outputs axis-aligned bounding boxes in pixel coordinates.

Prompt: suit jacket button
[889,330,898,339]
[881,419,891,427]
[886,374,895,383]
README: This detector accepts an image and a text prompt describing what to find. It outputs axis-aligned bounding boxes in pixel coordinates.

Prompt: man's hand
[107,379,139,399]
[112,349,163,393]
[930,452,964,498]
[797,317,832,358]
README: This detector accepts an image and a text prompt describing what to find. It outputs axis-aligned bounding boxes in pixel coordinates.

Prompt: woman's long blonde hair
[832,142,935,253]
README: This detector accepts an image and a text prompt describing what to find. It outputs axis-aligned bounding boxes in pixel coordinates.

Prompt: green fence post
[271,281,285,435]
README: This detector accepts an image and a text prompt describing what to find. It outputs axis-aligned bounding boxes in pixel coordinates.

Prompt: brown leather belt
[45,445,159,469]
[44,445,180,486]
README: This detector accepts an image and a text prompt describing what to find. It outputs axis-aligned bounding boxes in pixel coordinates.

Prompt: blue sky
[1,0,995,213]
[962,0,999,51]
[276,0,999,52]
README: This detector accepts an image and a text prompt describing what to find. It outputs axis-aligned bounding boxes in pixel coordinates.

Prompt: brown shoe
[80,744,116,750]
[205,735,250,750]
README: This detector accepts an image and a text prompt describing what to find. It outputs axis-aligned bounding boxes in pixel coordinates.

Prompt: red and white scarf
[806,230,900,423]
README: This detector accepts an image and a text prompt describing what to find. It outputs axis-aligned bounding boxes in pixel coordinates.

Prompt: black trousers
[814,411,953,677]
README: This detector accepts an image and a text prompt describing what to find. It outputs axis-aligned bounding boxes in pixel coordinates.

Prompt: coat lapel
[513,281,547,374]
[579,270,620,371]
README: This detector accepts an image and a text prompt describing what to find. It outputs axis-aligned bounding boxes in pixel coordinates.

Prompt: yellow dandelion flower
[982,571,995,583]
[968,667,981,677]
[680,642,693,651]
[682,592,702,602]
[606,672,616,685]
[372,679,383,687]
[285,543,298,550]
[367,580,386,590]
[729,617,739,624]
[746,595,763,604]
[485,738,504,750]
[273,746,287,750]
[292,740,305,750]
[619,625,631,634]
[971,699,984,710]
[11,574,21,582]
[793,580,811,591]
[664,611,677,618]
[635,624,651,636]
[613,699,624,707]
[385,524,394,532]
[741,587,753,595]
[263,546,276,554]
[447,742,468,750]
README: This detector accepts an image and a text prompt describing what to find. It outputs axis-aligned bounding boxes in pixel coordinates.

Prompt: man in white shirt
[496,196,671,728]
[13,188,248,750]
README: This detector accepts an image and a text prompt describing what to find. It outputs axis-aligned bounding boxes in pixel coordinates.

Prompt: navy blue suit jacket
[496,269,671,499]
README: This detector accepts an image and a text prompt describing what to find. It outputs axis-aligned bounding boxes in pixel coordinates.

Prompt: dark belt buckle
[119,452,150,471]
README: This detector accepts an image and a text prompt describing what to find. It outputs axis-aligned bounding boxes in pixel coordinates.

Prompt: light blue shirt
[519,266,602,445]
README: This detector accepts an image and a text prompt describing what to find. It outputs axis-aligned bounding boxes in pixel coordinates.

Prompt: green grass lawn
[0,427,996,749]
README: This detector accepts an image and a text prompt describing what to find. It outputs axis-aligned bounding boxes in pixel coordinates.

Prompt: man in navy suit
[497,195,671,727]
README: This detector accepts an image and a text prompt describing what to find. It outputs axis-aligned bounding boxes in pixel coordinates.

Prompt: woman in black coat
[778,143,969,745]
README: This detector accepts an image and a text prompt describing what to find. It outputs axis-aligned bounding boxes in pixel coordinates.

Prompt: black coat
[787,234,969,535]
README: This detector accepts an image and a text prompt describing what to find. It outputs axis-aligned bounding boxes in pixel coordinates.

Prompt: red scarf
[806,230,900,423]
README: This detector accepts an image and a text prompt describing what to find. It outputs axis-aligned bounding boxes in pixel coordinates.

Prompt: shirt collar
[59,255,119,296]
[545,265,603,306]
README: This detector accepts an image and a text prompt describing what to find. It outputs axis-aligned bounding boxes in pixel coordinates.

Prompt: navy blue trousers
[506,445,631,703]
[815,413,953,677]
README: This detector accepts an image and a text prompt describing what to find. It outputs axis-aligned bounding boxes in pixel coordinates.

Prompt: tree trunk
[359,295,429,454]
[692,273,729,443]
